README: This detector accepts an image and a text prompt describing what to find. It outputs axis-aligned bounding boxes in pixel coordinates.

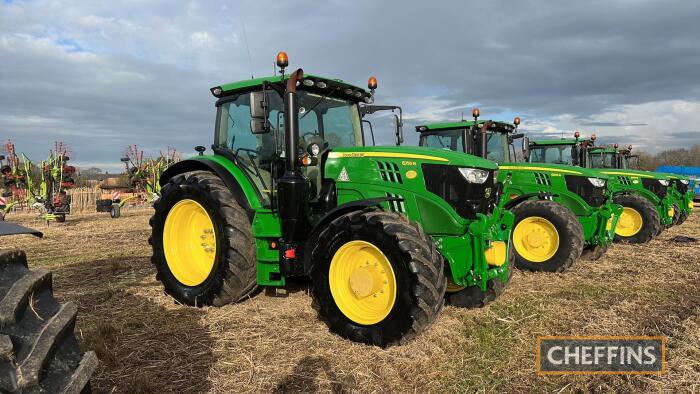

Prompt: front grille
[533,172,551,186]
[642,179,667,199]
[674,179,689,194]
[422,164,495,219]
[564,176,607,207]
[616,176,632,185]
[377,161,403,184]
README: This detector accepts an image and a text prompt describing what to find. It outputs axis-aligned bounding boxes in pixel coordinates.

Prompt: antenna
[241,21,254,79]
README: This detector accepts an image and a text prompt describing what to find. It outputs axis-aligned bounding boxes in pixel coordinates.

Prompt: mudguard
[160,157,258,220]
[503,192,557,211]
[302,197,403,274]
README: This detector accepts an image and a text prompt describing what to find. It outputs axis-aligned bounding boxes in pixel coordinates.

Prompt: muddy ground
[4,207,699,393]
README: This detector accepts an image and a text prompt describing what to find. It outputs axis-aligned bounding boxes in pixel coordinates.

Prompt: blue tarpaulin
[656,166,700,176]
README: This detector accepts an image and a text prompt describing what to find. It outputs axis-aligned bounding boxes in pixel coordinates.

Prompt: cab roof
[589,147,617,154]
[214,73,369,101]
[529,139,577,146]
[417,120,516,133]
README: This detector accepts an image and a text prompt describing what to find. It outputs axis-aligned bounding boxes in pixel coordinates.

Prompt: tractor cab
[210,71,371,206]
[528,139,578,166]
[587,146,623,169]
[416,117,523,164]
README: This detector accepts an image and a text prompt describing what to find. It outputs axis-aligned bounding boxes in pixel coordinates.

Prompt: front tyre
[310,210,446,347]
[613,194,660,244]
[510,200,584,272]
[150,171,257,307]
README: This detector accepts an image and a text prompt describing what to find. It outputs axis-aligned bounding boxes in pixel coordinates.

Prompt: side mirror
[249,91,270,134]
[250,118,269,134]
[522,136,530,161]
[250,91,266,118]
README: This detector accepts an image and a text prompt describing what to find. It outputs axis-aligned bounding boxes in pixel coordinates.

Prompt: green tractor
[587,144,693,226]
[415,110,621,272]
[150,54,514,347]
[527,134,676,243]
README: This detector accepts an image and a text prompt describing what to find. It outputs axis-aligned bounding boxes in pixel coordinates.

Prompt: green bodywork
[417,121,622,249]
[165,74,516,292]
[530,140,678,226]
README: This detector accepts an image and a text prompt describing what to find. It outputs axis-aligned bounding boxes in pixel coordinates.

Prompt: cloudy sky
[2,0,699,170]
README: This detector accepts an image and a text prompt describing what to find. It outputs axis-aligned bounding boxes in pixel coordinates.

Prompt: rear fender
[160,157,262,220]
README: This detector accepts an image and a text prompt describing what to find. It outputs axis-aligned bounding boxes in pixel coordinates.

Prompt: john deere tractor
[150,54,514,347]
[527,134,676,243]
[415,110,621,272]
[593,144,693,226]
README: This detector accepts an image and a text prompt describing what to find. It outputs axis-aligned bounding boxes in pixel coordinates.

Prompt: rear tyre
[110,204,121,219]
[310,210,445,347]
[613,194,660,244]
[446,239,514,308]
[0,250,97,393]
[150,171,257,307]
[677,210,689,225]
[510,200,584,272]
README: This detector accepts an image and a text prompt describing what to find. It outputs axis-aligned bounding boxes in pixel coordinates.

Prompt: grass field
[4,208,700,393]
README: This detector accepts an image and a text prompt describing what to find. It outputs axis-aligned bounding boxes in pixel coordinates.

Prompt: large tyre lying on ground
[446,239,514,308]
[510,200,584,272]
[0,249,97,393]
[613,194,660,244]
[150,171,257,307]
[310,210,446,347]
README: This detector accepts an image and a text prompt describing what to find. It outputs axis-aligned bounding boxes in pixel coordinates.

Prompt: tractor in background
[614,146,694,225]
[414,111,621,272]
[149,53,515,347]
[527,134,677,241]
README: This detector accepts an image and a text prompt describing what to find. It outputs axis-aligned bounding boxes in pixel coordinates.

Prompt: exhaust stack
[278,68,309,276]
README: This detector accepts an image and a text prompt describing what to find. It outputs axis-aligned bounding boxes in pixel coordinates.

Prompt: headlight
[587,177,606,188]
[459,168,489,184]
[658,179,669,186]
[307,143,320,156]
[680,179,689,185]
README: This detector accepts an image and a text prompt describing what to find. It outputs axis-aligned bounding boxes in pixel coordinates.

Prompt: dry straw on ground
[3,207,699,393]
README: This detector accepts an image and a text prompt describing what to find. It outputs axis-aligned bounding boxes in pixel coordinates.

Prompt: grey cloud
[1,0,700,167]
[580,122,648,127]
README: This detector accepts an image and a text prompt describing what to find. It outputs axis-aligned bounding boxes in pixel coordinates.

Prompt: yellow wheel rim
[328,241,396,325]
[616,207,643,237]
[163,199,217,286]
[513,217,560,263]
